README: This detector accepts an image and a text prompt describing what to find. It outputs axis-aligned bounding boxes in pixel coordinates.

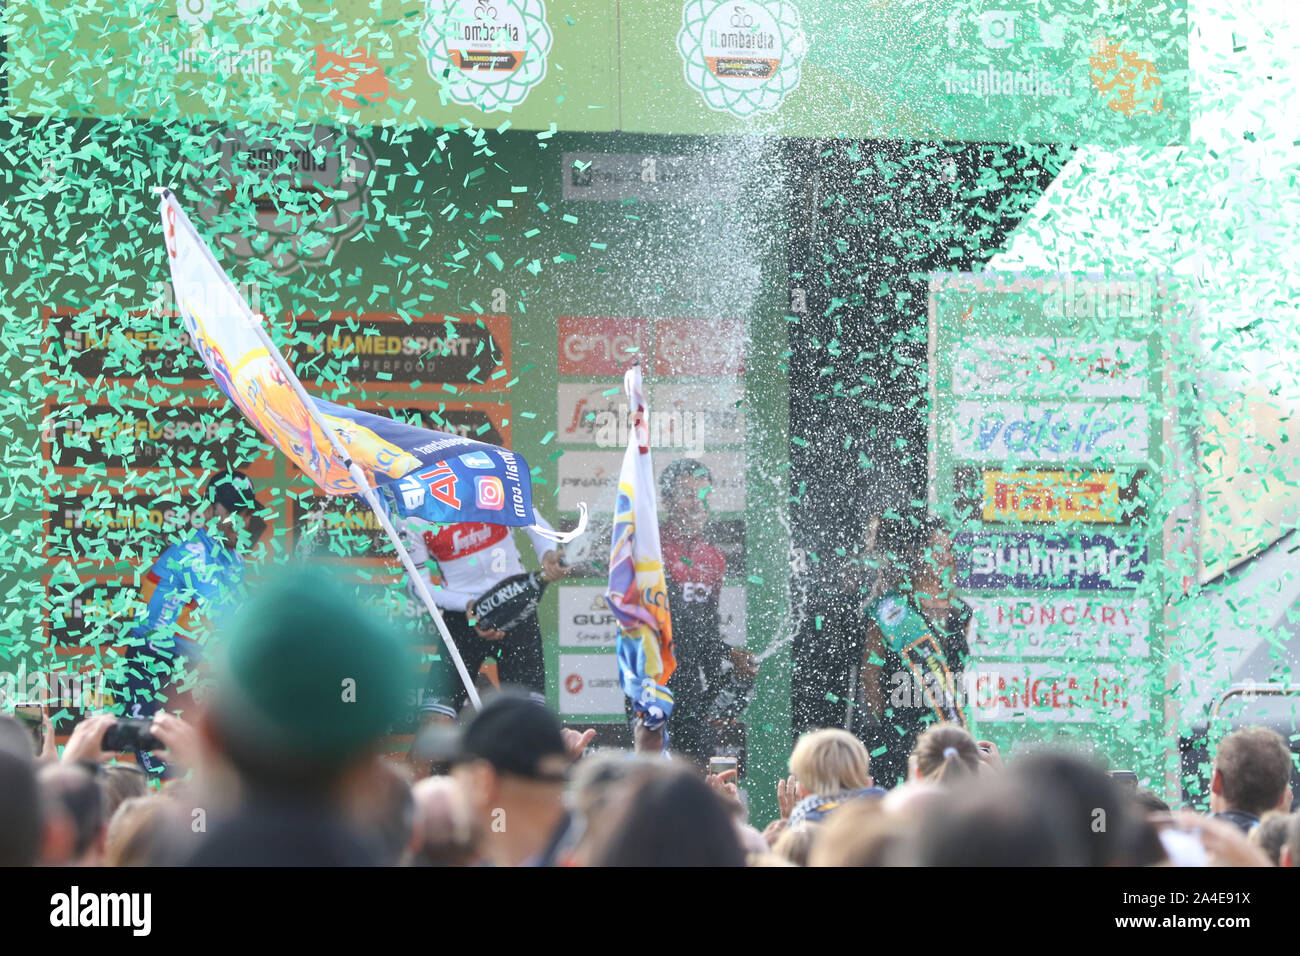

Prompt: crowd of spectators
[2,566,1297,867]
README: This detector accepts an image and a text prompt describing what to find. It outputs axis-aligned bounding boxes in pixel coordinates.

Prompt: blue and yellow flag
[158,189,535,527]
[605,363,675,728]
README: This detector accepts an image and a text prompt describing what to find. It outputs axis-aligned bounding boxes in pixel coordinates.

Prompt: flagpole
[248,317,483,715]
[248,315,483,713]
[157,189,483,712]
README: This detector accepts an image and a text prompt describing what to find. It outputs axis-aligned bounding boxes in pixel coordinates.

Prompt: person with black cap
[120,470,262,777]
[448,693,574,866]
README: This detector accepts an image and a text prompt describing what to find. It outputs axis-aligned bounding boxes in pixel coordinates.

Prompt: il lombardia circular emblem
[420,0,553,112]
[200,126,374,276]
[677,1,807,117]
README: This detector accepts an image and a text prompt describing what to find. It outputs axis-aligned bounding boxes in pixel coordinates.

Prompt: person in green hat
[181,564,411,866]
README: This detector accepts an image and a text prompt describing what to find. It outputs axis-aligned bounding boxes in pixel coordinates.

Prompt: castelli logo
[564,673,583,694]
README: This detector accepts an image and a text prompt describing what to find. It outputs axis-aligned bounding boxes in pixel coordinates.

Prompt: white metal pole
[162,189,482,711]
[246,321,484,712]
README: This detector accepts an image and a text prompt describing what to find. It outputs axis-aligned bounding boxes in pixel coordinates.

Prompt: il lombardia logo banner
[677,1,807,117]
[420,0,554,112]
[198,126,374,275]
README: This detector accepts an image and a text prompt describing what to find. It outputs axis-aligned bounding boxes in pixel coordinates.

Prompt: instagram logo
[978,11,1017,49]
[476,476,505,510]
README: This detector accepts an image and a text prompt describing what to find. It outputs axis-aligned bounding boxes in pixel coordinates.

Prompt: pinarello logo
[565,674,583,695]
[475,476,505,510]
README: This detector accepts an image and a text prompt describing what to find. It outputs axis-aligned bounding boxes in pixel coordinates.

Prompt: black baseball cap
[206,470,257,514]
[452,694,569,783]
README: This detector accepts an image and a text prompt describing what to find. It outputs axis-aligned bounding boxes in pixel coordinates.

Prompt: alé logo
[420,0,553,112]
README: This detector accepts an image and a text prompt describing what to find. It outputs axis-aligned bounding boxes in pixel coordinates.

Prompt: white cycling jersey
[400,510,555,612]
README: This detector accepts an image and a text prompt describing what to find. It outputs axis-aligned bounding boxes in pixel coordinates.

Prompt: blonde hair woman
[784,728,883,827]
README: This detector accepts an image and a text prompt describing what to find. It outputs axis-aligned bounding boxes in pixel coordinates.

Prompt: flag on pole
[158,188,536,527]
[605,363,675,729]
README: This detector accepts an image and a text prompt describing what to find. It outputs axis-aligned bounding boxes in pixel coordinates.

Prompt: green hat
[211,565,409,766]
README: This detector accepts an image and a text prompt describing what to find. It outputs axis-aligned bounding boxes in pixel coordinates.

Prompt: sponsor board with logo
[951,337,1149,399]
[429,404,511,447]
[965,597,1150,659]
[956,531,1146,591]
[557,316,745,378]
[43,308,211,385]
[557,450,747,514]
[558,653,624,719]
[10,2,1184,145]
[420,0,554,113]
[562,152,720,203]
[293,312,510,391]
[559,583,746,648]
[557,382,633,446]
[952,400,1149,463]
[42,397,273,478]
[44,490,200,564]
[656,382,745,446]
[195,126,375,275]
[654,318,746,377]
[288,488,396,563]
[143,0,275,81]
[557,317,649,376]
[676,0,808,118]
[932,274,1166,762]
[969,662,1151,724]
[557,382,726,455]
[41,488,276,565]
[558,586,620,648]
[954,467,1146,525]
[557,451,637,516]
[43,576,140,648]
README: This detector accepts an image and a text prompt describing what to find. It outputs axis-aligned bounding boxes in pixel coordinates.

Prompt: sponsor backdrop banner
[16,128,791,807]
[930,273,1167,777]
[8,0,1187,146]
